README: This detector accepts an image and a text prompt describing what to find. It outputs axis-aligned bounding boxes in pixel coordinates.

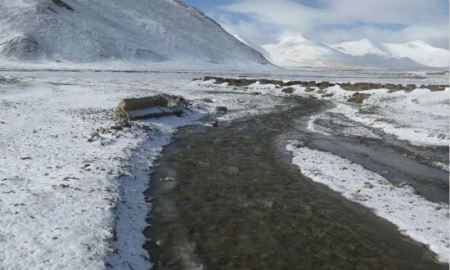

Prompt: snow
[332,39,450,68]
[0,0,269,68]
[263,35,351,69]
[0,71,285,269]
[202,78,449,147]
[382,41,450,68]
[286,142,450,263]
[265,35,449,69]
[326,86,450,147]
[0,71,447,269]
[331,39,389,57]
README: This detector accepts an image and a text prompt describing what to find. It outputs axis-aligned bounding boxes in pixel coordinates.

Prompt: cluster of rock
[0,76,19,85]
[202,76,448,92]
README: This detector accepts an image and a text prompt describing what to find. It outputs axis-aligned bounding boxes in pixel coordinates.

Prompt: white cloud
[216,0,449,48]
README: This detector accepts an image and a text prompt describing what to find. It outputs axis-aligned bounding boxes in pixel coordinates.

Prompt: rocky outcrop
[1,36,45,61]
[202,77,448,92]
[117,94,188,120]
[347,92,371,104]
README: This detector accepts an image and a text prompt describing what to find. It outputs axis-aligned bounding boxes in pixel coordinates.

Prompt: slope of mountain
[382,41,449,68]
[332,39,449,68]
[0,0,269,69]
[330,39,388,57]
[263,35,353,68]
[264,35,448,69]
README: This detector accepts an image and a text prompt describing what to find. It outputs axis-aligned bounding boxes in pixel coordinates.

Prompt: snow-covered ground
[286,142,449,263]
[0,71,283,269]
[0,71,448,269]
[203,79,449,147]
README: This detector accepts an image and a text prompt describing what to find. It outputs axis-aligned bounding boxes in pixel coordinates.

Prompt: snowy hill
[332,39,449,68]
[381,41,449,68]
[263,36,352,68]
[0,0,269,69]
[264,35,447,69]
[331,39,388,57]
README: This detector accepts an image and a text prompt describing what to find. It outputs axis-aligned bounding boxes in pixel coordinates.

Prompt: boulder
[282,87,295,94]
[347,92,370,104]
[117,94,187,120]
[215,106,228,114]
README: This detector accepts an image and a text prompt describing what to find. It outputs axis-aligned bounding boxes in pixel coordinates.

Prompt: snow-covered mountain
[332,39,449,68]
[264,35,447,69]
[331,39,388,57]
[381,41,449,68]
[0,0,269,69]
[263,36,353,68]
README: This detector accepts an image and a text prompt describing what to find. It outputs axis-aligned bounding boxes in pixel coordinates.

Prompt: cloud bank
[214,0,449,48]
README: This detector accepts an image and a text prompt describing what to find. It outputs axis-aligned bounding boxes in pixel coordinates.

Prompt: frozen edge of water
[286,141,449,263]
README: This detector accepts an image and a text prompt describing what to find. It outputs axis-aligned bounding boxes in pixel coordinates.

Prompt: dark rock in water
[215,106,228,114]
[348,92,371,104]
[1,36,45,60]
[282,87,295,94]
[117,94,188,120]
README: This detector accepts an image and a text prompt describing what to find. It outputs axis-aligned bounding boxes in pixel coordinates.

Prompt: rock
[52,0,74,11]
[117,94,187,120]
[1,35,45,60]
[317,81,334,90]
[340,82,383,91]
[427,85,446,91]
[395,181,408,188]
[226,166,239,176]
[347,92,370,104]
[322,93,334,98]
[282,87,295,94]
[435,205,443,211]
[215,106,228,114]
[304,87,315,92]
[202,98,214,103]
[363,182,373,189]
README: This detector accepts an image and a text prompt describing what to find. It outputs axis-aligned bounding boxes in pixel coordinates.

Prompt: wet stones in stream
[145,97,446,270]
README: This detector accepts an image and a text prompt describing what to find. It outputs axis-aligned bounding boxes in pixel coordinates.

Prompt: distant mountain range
[0,0,269,69]
[263,36,449,69]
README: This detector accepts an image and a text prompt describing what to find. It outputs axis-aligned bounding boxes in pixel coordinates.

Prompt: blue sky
[184,0,449,48]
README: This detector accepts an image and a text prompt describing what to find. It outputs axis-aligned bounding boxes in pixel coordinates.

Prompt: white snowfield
[0,71,284,270]
[0,0,269,69]
[0,71,448,269]
[286,142,449,263]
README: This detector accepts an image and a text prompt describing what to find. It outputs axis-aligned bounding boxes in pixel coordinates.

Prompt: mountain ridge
[0,0,270,69]
[264,35,448,69]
